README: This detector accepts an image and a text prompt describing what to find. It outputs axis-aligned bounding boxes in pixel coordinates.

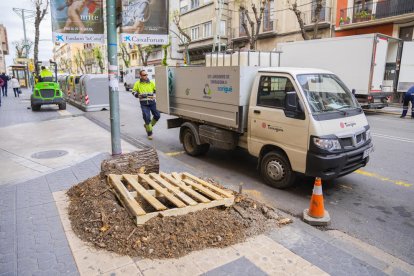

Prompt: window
[239,13,246,36]
[191,26,199,40]
[311,0,326,21]
[257,76,296,108]
[220,20,226,36]
[191,0,199,9]
[263,0,274,31]
[203,22,212,38]
[353,0,373,18]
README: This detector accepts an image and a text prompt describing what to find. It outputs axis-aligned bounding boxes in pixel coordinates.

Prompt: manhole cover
[31,150,68,159]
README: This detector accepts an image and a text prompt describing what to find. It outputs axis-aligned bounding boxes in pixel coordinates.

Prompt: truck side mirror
[285,91,305,119]
[285,91,298,111]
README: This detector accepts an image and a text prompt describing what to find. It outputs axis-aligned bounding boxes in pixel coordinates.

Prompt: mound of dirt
[67,175,291,259]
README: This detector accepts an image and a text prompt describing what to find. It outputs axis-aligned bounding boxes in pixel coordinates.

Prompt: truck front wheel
[261,151,295,189]
[182,128,209,156]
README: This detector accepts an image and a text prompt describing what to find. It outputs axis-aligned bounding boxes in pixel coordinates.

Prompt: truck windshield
[297,74,359,114]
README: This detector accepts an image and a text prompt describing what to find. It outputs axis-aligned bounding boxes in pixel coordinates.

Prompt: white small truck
[155,64,374,188]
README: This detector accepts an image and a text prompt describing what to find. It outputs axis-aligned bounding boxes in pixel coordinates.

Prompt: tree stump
[100,148,159,178]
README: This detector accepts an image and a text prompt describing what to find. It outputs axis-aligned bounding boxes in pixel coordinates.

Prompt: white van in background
[123,66,155,91]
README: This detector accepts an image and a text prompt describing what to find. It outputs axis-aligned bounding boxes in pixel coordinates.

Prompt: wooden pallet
[107,172,235,225]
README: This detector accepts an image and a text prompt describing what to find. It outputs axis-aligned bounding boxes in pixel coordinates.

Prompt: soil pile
[67,175,291,259]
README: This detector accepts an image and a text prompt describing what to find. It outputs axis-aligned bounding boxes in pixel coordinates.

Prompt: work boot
[150,118,158,127]
[400,115,405,118]
[148,135,153,140]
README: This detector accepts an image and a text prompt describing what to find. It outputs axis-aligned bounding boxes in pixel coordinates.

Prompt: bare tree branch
[289,1,309,40]
[32,0,50,65]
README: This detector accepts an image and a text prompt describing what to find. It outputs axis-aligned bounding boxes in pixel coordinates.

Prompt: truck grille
[40,89,55,98]
[339,133,364,148]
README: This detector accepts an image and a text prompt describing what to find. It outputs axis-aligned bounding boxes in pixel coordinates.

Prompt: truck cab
[247,68,373,188]
[156,65,373,189]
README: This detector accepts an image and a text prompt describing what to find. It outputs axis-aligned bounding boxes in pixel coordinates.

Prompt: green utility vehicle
[31,61,66,111]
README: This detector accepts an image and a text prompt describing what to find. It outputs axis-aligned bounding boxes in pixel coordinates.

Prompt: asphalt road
[4,88,413,265]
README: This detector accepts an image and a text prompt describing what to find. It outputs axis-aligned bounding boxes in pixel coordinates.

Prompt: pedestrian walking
[400,85,414,118]
[132,69,160,140]
[0,77,3,107]
[11,76,21,97]
[0,72,9,97]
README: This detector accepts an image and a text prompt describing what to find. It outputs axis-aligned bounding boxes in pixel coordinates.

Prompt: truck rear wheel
[182,128,209,156]
[261,151,295,189]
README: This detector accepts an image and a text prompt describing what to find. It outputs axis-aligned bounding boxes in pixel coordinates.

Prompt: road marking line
[58,110,71,116]
[372,133,414,143]
[165,151,185,157]
[355,169,412,188]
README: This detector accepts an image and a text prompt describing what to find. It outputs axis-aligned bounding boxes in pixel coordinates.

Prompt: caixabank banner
[120,0,169,45]
[51,0,104,43]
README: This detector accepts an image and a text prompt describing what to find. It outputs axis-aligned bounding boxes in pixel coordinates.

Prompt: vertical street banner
[120,0,169,45]
[50,0,105,43]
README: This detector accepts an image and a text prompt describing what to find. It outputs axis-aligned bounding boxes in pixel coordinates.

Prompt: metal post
[22,10,28,58]
[106,0,122,156]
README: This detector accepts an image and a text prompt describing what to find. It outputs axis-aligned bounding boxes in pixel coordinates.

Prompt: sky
[0,0,54,68]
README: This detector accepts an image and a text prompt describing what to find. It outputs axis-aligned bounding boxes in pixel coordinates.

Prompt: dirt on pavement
[67,175,291,259]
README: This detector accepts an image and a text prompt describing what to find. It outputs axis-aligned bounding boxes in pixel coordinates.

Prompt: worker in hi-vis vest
[39,66,53,82]
[132,69,160,140]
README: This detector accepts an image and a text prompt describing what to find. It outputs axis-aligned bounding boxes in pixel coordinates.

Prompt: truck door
[371,36,388,92]
[397,41,414,92]
[248,74,309,173]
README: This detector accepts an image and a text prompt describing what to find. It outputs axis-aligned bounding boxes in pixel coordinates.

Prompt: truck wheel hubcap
[267,160,284,181]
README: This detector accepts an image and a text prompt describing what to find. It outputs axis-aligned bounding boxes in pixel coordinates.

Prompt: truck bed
[155,66,260,133]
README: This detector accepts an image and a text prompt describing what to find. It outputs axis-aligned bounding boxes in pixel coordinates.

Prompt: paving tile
[231,235,327,276]
[74,247,134,275]
[185,246,240,273]
[203,256,267,276]
[46,168,79,192]
[71,159,100,182]
[16,177,54,209]
[136,255,204,276]
[267,226,386,276]
[102,263,142,276]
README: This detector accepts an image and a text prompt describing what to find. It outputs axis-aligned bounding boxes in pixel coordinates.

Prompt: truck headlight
[313,137,341,151]
[34,90,40,97]
[365,129,372,141]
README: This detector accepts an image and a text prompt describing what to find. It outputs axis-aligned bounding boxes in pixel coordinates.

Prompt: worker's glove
[133,92,139,98]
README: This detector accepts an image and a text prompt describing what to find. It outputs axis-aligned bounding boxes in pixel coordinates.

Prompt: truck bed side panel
[157,66,259,132]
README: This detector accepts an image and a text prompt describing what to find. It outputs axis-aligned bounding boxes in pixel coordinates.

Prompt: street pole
[22,10,28,58]
[12,8,35,58]
[106,0,122,156]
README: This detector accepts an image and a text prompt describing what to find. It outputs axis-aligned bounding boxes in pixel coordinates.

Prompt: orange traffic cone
[303,177,330,226]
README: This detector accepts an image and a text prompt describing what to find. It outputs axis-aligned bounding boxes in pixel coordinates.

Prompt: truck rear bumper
[305,142,373,180]
[31,97,65,106]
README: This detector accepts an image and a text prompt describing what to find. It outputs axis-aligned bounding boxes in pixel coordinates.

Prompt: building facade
[0,24,9,73]
[174,0,336,63]
[336,0,414,41]
[54,43,107,74]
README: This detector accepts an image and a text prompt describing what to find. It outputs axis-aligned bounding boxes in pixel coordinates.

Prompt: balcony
[301,7,332,31]
[339,0,414,26]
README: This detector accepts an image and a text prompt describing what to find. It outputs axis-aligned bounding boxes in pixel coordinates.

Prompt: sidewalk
[1,95,413,275]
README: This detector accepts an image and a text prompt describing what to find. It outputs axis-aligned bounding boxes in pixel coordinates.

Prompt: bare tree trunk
[32,0,49,65]
[290,2,309,40]
[312,0,323,39]
[239,1,268,50]
[100,148,159,178]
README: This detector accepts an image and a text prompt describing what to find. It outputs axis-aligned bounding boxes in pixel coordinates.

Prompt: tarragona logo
[340,122,357,128]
